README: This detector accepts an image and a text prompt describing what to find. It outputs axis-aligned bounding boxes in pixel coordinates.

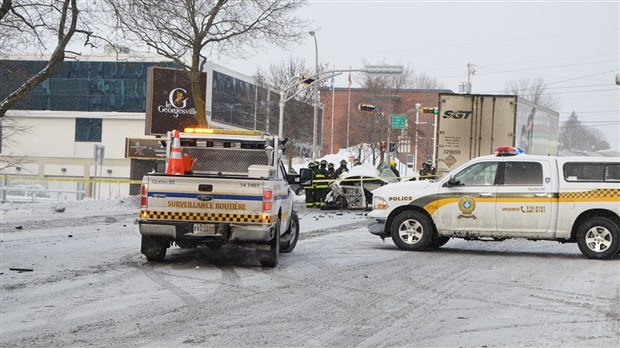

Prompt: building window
[75,118,102,142]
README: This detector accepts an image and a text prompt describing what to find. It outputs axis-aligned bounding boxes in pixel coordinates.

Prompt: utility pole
[309,31,319,159]
[466,63,476,93]
[414,103,421,172]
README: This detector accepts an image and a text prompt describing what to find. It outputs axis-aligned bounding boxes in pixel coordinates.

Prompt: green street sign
[391,114,406,129]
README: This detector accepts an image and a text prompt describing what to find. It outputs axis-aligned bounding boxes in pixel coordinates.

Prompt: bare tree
[0,0,99,118]
[106,0,309,127]
[411,71,445,89]
[0,116,30,171]
[504,77,560,110]
[353,64,436,165]
[254,56,328,159]
[559,112,610,152]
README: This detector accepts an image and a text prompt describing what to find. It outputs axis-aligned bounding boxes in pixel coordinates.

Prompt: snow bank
[1,196,140,223]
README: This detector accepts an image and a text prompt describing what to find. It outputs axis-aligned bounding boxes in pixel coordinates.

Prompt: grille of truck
[182,147,269,175]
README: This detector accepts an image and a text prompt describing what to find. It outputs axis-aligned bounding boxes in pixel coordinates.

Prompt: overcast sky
[217,0,620,151]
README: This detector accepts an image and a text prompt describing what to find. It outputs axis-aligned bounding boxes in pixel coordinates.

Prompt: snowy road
[1,199,619,347]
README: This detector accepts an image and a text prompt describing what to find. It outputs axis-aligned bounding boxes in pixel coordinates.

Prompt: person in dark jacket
[305,162,317,208]
[327,162,336,179]
[419,160,436,179]
[315,160,329,207]
[335,159,349,177]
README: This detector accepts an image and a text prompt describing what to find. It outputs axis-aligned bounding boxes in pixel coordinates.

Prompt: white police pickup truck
[367,147,620,259]
[139,129,299,267]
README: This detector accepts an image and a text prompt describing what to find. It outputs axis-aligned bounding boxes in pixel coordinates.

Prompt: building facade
[0,57,319,199]
[320,87,452,170]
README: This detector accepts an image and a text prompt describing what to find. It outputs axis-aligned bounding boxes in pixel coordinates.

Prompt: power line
[476,60,618,76]
[543,70,620,86]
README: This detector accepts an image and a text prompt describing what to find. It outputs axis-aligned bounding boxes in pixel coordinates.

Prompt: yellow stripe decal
[422,189,619,215]
[140,211,276,224]
[559,189,619,201]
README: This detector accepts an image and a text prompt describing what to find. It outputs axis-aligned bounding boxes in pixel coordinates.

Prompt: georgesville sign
[145,67,207,135]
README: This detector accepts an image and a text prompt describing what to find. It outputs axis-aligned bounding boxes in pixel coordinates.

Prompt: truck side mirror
[286,173,299,185]
[299,168,313,186]
[445,176,458,187]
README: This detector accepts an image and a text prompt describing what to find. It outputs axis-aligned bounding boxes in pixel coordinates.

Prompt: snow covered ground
[1,196,619,347]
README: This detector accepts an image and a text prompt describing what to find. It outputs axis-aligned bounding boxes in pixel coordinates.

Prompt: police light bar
[184,128,263,136]
[494,146,524,156]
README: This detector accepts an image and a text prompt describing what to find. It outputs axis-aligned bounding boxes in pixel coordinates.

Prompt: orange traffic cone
[166,130,184,175]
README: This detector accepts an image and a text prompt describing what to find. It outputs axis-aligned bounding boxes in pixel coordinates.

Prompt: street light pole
[277,65,403,144]
[309,31,319,159]
[414,103,421,172]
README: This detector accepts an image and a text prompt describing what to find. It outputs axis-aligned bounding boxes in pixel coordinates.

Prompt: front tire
[335,196,348,209]
[390,210,434,251]
[280,211,299,253]
[141,235,168,262]
[577,217,620,260]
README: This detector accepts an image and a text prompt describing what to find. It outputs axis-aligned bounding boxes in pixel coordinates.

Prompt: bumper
[367,217,387,236]
[139,221,275,242]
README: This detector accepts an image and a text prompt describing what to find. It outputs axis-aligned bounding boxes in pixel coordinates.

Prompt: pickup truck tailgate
[141,176,270,224]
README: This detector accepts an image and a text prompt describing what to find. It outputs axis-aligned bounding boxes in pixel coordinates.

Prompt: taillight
[140,183,148,208]
[262,189,273,212]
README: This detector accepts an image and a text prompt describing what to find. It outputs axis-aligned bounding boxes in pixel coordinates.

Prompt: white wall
[1,111,146,199]
[2,110,145,159]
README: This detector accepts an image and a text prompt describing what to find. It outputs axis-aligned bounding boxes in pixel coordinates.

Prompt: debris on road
[9,268,33,273]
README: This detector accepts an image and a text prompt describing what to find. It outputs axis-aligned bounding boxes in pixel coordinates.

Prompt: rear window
[563,162,620,182]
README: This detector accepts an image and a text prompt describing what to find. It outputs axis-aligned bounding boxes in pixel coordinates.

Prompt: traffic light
[389,142,397,153]
[359,103,377,112]
[300,73,315,85]
[379,141,386,152]
[422,107,439,114]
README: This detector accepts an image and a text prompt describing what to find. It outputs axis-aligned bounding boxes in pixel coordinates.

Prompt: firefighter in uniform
[305,162,318,208]
[419,160,435,179]
[389,159,400,178]
[327,162,336,179]
[335,159,349,177]
[315,160,330,207]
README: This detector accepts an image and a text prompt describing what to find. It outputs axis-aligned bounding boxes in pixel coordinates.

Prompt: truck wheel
[430,236,451,249]
[141,235,168,262]
[295,187,305,196]
[390,211,433,251]
[335,196,348,210]
[577,217,620,260]
[259,220,280,267]
[280,211,299,253]
[176,239,197,249]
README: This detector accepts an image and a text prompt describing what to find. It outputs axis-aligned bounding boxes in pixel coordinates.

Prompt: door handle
[478,192,493,197]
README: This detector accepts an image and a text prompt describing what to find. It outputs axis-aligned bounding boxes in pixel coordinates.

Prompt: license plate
[193,223,216,235]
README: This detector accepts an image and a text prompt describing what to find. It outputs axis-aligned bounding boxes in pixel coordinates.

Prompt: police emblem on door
[458,195,477,219]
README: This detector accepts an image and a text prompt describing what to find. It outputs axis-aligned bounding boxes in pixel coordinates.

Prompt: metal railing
[0,187,86,203]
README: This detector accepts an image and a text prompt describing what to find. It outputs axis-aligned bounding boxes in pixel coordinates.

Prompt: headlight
[373,196,388,210]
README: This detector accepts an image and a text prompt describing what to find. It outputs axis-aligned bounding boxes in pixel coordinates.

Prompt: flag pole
[346,69,352,149]
[330,78,335,154]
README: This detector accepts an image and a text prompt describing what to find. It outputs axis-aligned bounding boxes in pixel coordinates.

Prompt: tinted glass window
[504,162,542,185]
[75,118,102,142]
[453,162,498,186]
[563,163,606,182]
[0,60,174,112]
[605,164,620,181]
